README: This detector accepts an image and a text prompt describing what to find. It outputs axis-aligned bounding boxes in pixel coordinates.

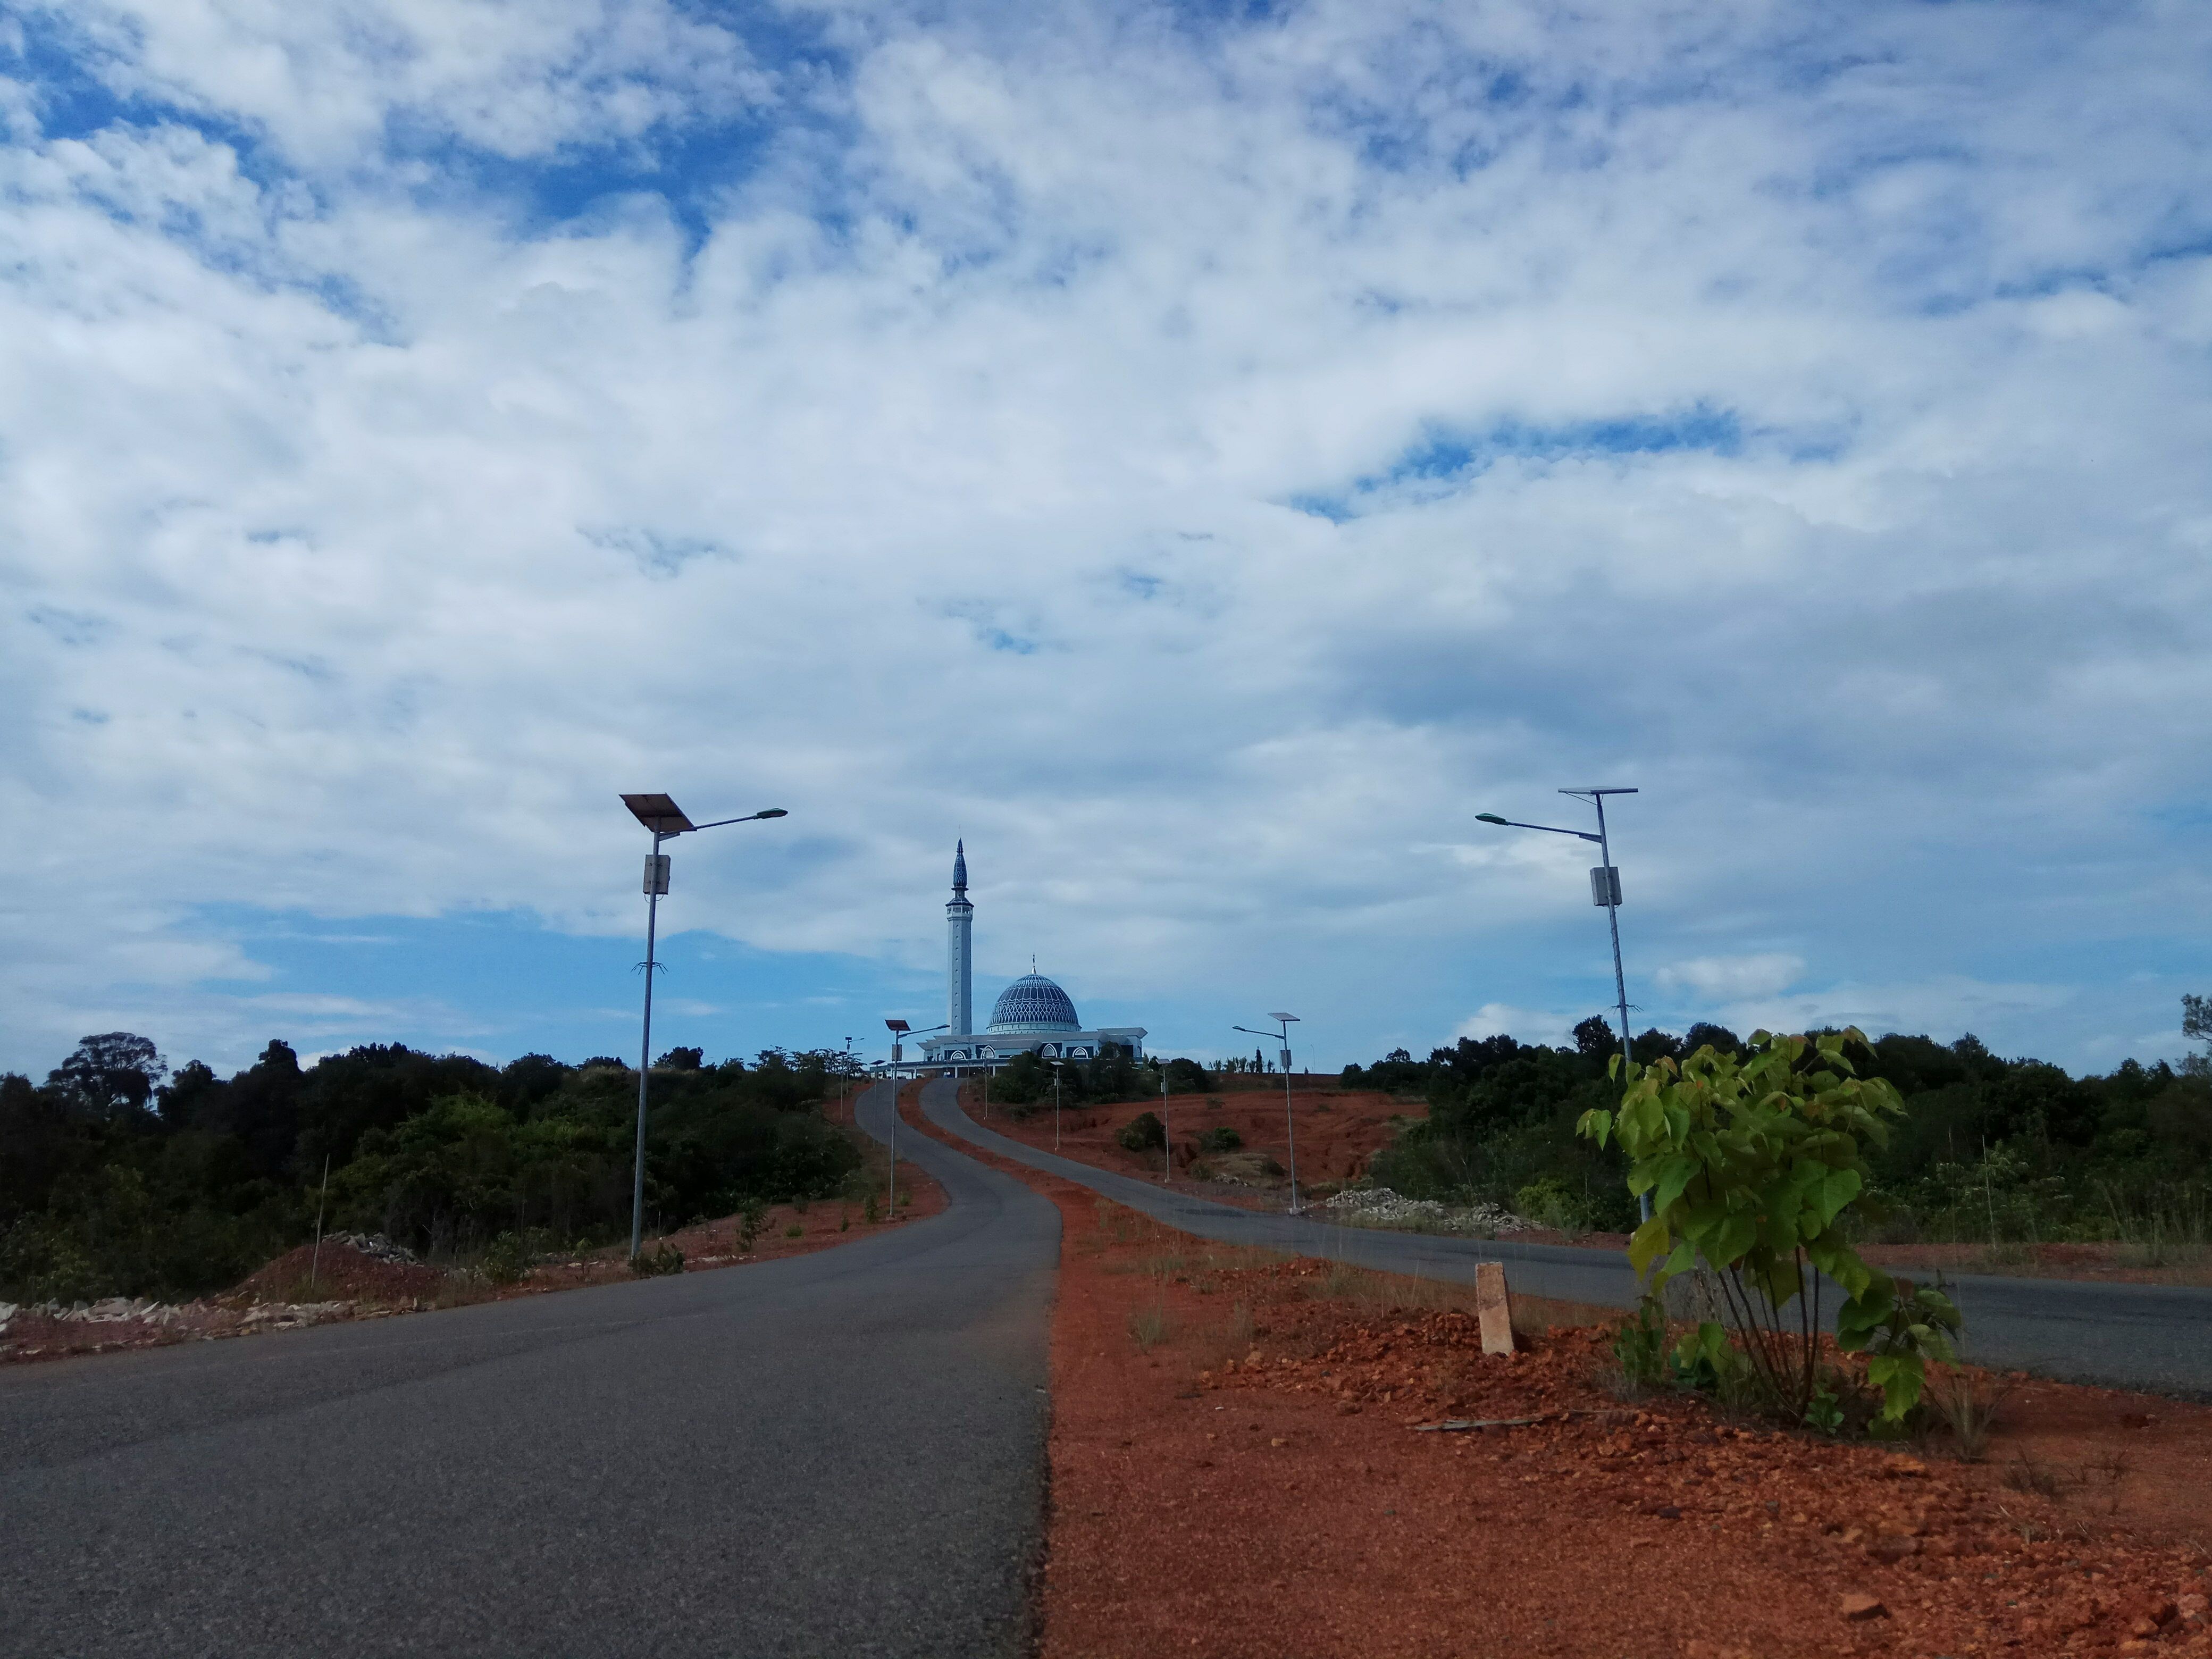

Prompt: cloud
[1655,954,1805,1003]
[3,2,2210,1074]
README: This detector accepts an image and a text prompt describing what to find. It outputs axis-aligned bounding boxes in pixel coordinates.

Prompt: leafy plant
[1117,1111,1166,1153]
[737,1198,769,1252]
[1196,1125,1243,1153]
[783,1223,803,1238]
[1578,1028,1962,1424]
[480,1230,534,1285]
[631,1241,684,1277]
[864,1194,879,1224]
[1610,1295,1669,1394]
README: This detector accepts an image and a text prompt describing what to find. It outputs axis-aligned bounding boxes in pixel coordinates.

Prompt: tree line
[1346,1003,2212,1240]
[1,1035,867,1304]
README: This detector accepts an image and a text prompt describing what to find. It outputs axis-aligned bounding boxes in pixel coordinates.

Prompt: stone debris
[321,1232,420,1266]
[1321,1187,1534,1235]
[239,1301,352,1329]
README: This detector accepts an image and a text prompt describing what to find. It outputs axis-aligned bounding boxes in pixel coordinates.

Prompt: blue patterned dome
[987,974,1080,1033]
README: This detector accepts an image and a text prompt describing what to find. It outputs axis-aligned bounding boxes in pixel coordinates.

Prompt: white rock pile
[1322,1187,1534,1235]
[323,1232,420,1266]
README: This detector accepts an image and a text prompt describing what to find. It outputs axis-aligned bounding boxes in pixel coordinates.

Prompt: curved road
[0,1082,1056,1658]
[921,1086,2212,1399]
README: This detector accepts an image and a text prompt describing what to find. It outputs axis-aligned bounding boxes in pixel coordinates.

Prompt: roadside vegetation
[987,1046,1212,1113]
[1351,998,2212,1259]
[1,1035,870,1304]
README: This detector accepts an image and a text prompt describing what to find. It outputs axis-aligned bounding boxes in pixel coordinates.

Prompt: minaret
[946,840,974,1037]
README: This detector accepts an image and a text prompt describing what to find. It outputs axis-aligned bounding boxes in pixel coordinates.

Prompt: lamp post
[1159,1057,1170,1184]
[1234,1014,1302,1214]
[621,793,787,1260]
[1053,1059,1063,1151]
[882,1018,946,1220]
[1475,786,1646,1221]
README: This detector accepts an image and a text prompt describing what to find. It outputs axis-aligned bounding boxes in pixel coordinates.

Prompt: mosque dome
[987,974,1080,1033]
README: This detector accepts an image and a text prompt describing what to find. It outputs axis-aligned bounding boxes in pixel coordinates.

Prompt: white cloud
[1656,954,1805,1003]
[3,2,2210,1073]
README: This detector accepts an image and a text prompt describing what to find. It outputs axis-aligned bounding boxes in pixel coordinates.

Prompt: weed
[2003,1452,2064,1499]
[840,1212,850,1233]
[865,1194,879,1224]
[631,1241,685,1278]
[1926,1368,2008,1461]
[784,1224,804,1238]
[737,1199,769,1252]
[480,1231,536,1286]
[1129,1300,1172,1353]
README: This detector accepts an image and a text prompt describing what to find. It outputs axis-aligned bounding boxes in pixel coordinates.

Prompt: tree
[48,1033,166,1118]
[1578,1029,1960,1424]
[2184,994,2212,1079]
[1572,1016,1617,1060]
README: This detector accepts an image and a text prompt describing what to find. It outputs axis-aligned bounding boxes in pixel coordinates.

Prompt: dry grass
[1128,1300,1173,1354]
[1926,1368,2009,1462]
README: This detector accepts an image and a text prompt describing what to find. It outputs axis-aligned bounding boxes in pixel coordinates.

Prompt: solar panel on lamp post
[1234,1015,1302,1214]
[1474,786,1648,1221]
[620,793,788,1261]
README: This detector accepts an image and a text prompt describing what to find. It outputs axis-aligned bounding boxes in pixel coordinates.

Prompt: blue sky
[2,0,2209,1080]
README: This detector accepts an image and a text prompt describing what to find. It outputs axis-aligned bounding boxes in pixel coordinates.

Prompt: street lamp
[1476,786,1647,1220]
[882,1018,946,1221]
[621,793,787,1260]
[1234,1014,1302,1214]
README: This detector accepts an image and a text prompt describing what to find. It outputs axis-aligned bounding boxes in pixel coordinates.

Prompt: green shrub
[480,1230,534,1285]
[631,1241,684,1277]
[737,1198,768,1253]
[1196,1125,1242,1153]
[1117,1111,1165,1153]
[1578,1028,1962,1425]
[784,1222,803,1238]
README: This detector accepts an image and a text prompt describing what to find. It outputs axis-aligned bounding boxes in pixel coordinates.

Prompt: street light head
[753,808,789,819]
[1475,813,1508,825]
[885,1018,911,1034]
[1269,1012,1299,1024]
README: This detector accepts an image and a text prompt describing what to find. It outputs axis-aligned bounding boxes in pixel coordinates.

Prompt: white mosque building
[917,842,1146,1070]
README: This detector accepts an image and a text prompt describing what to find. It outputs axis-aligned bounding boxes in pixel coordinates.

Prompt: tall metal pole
[631,827,663,1259]
[1054,1063,1062,1151]
[886,1046,899,1220]
[1280,1023,1300,1216]
[1590,795,1649,1226]
[1160,1061,1170,1184]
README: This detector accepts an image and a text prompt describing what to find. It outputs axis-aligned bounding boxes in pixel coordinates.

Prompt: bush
[631,1241,684,1277]
[737,1198,768,1252]
[1578,1028,1962,1425]
[1117,1111,1165,1152]
[1196,1125,1242,1153]
[480,1230,534,1285]
[1163,1058,1213,1095]
[784,1222,803,1238]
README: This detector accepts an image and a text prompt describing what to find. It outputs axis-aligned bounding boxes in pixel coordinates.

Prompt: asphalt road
[0,1082,1059,1658]
[923,1087,2212,1399]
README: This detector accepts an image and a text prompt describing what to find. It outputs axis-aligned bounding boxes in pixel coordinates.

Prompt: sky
[3,0,2209,1083]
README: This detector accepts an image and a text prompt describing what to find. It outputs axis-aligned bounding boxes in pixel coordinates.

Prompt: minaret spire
[946,840,974,1037]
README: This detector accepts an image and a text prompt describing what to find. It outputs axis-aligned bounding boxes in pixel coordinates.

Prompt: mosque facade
[917,842,1146,1070]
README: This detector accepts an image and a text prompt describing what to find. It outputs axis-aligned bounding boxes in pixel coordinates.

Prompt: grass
[1926,1368,2008,1462]
[1129,1300,1173,1354]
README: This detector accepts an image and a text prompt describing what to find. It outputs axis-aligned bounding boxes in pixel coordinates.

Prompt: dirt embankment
[961,1075,1417,1204]
[0,1155,946,1368]
[900,1086,2212,1657]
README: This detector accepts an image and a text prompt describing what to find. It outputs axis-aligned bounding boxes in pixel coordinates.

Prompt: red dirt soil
[899,1087,2212,1658]
[959,1075,1418,1206]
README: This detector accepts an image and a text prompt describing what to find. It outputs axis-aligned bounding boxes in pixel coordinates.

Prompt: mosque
[916,842,1146,1071]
